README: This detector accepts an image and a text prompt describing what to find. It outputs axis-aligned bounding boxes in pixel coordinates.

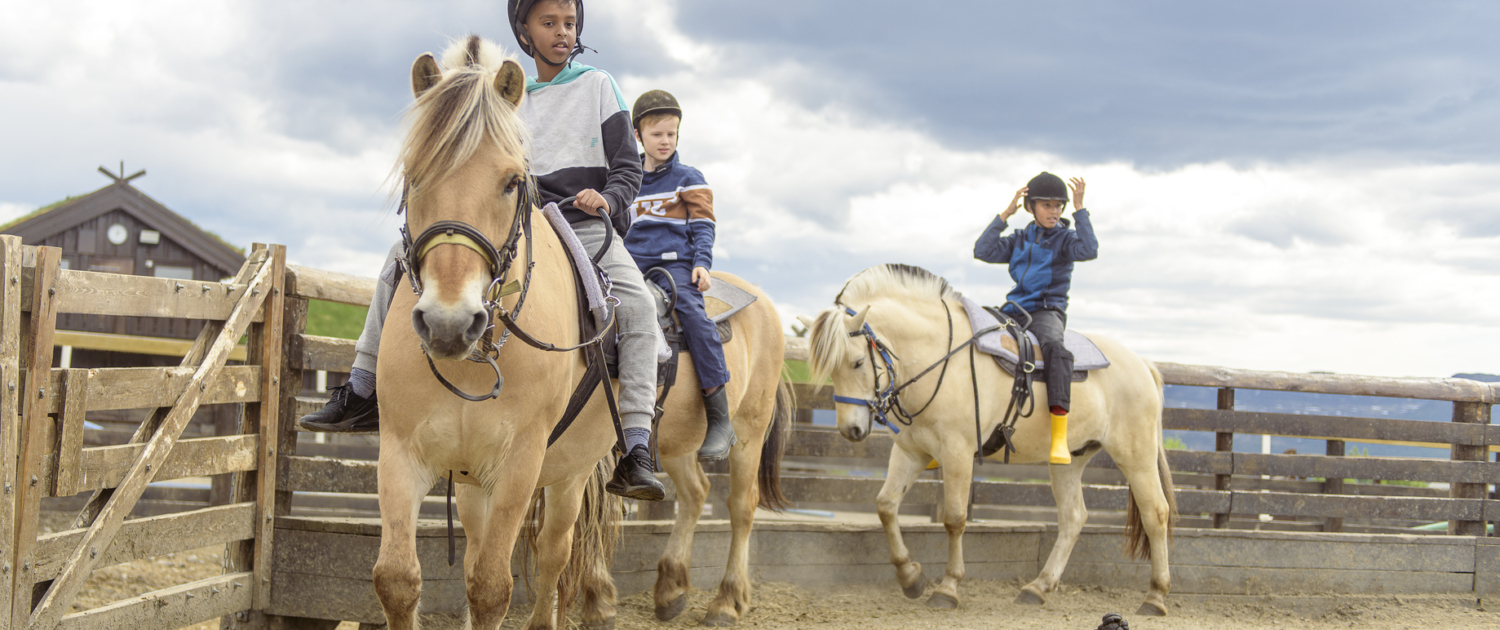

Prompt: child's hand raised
[1068,178,1086,211]
[1000,186,1027,220]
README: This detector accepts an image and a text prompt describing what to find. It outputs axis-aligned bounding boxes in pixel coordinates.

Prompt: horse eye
[505,177,520,193]
[853,358,864,369]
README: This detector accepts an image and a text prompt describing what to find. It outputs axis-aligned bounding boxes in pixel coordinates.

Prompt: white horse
[802,264,1177,615]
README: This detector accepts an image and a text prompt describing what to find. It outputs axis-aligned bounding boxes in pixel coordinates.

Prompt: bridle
[397,173,616,401]
[829,300,989,434]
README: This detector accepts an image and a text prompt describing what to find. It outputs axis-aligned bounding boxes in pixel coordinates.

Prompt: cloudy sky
[3,1,1499,378]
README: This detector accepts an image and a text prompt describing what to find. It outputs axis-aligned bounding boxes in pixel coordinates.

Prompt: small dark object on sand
[1097,613,1128,630]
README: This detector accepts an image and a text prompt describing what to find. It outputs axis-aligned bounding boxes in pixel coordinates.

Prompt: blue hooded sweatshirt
[973,210,1098,315]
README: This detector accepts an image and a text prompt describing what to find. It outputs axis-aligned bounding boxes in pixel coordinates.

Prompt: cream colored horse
[803,264,1177,616]
[374,38,621,630]
[632,272,793,627]
[374,36,790,630]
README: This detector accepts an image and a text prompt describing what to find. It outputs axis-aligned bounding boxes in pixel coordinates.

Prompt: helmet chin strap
[532,39,595,67]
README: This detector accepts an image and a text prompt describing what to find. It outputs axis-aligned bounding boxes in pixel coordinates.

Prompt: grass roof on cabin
[0,196,74,232]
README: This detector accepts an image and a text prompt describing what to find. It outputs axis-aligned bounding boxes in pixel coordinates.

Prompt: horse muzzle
[412,301,489,360]
[837,409,872,443]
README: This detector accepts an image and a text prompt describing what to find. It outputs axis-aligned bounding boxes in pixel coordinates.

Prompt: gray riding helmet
[508,0,586,62]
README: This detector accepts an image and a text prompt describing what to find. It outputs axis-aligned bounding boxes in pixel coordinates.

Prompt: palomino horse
[802,264,1177,616]
[374,36,788,630]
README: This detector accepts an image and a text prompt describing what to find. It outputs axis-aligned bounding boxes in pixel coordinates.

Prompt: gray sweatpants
[351,221,657,432]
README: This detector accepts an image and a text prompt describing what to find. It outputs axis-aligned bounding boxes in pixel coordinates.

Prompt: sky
[3,1,1499,379]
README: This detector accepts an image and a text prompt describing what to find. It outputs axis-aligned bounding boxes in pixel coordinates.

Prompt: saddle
[957,295,1109,382]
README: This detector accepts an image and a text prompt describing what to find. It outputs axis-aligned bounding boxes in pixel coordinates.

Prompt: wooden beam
[296,334,356,372]
[54,435,260,495]
[47,268,264,322]
[1164,407,1487,448]
[57,572,253,630]
[22,365,262,414]
[1449,401,1490,536]
[285,265,375,307]
[28,249,274,629]
[52,370,88,497]
[0,236,26,627]
[33,503,255,581]
[253,244,286,609]
[10,245,58,628]
[1155,361,1493,403]
[52,330,247,362]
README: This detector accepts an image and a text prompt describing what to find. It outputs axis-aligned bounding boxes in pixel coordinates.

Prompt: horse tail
[562,458,622,621]
[1125,359,1177,560]
[756,378,794,512]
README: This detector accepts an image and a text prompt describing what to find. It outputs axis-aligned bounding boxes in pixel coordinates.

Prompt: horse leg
[878,446,930,600]
[654,454,706,621]
[924,448,972,610]
[1017,455,1090,606]
[1115,447,1174,616]
[523,474,590,630]
[466,451,546,630]
[702,429,764,626]
[372,450,432,630]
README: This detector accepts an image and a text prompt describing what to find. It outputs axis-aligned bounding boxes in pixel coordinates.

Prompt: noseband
[829,303,956,434]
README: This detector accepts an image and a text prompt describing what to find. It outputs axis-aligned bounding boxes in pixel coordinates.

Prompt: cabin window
[154,265,195,280]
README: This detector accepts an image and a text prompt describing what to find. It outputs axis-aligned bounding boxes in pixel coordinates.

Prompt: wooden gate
[0,235,284,629]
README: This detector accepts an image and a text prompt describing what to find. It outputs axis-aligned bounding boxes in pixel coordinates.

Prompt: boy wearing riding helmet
[623,90,736,462]
[973,172,1097,465]
[299,0,667,501]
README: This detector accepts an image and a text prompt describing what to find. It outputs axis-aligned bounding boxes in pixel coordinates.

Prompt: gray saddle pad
[645,273,757,344]
[957,295,1109,379]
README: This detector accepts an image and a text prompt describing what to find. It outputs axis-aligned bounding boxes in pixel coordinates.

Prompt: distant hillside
[1165,373,1497,458]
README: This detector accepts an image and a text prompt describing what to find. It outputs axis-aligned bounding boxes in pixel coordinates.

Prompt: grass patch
[307,300,368,340]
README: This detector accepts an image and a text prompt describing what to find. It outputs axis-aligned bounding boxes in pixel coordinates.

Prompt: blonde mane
[398,35,530,201]
[808,264,956,383]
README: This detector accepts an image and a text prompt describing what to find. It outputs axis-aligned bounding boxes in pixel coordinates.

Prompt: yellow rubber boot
[1049,413,1071,464]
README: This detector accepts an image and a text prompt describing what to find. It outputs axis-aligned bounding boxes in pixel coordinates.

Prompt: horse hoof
[701,612,737,627]
[1013,588,1046,606]
[656,594,687,621]
[582,618,616,630]
[901,576,927,599]
[1136,601,1169,617]
[925,592,959,609]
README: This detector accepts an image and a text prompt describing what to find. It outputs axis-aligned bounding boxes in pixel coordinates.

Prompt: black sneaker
[298,383,380,433]
[606,445,665,501]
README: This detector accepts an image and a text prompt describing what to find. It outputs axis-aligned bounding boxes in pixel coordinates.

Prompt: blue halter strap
[829,306,906,434]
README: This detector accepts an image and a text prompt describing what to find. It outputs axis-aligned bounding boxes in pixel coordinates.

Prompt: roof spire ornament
[97,161,145,185]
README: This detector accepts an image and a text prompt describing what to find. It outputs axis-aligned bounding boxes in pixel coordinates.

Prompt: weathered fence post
[1322,439,1344,533]
[1212,387,1234,529]
[1449,400,1489,536]
[10,245,60,628]
[0,236,26,627]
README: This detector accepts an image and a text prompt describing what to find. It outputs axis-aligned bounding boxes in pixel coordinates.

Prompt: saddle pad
[704,280,757,323]
[957,294,1110,376]
[541,203,607,326]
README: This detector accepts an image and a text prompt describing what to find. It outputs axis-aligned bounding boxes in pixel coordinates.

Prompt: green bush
[307,300,368,340]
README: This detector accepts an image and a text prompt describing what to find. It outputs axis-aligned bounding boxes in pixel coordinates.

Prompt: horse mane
[398,35,529,201]
[808,264,956,383]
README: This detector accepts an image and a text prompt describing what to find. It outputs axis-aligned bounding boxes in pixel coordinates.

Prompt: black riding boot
[697,386,736,461]
[607,445,666,501]
[297,383,380,433]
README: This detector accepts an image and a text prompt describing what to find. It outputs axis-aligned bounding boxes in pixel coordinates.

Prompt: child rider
[972,172,1097,465]
[623,89,736,461]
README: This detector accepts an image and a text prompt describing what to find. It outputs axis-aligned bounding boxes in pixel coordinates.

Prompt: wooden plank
[1155,361,1493,403]
[251,244,286,610]
[49,268,264,322]
[23,365,261,414]
[1449,401,1490,536]
[295,334,356,372]
[28,250,274,629]
[57,435,260,495]
[1164,407,1486,447]
[0,236,26,627]
[1230,490,1482,521]
[784,427,892,460]
[793,382,831,410]
[11,245,58,629]
[52,370,88,497]
[32,503,255,581]
[57,572,254,630]
[52,330,247,362]
[284,457,447,498]
[784,336,808,363]
[285,265,375,307]
[1233,452,1499,484]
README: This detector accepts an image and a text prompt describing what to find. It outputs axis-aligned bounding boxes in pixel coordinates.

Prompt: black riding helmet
[632,89,681,130]
[1025,171,1068,211]
[508,0,586,66]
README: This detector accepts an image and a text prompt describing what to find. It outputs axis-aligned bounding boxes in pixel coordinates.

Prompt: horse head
[398,36,530,360]
[802,305,880,442]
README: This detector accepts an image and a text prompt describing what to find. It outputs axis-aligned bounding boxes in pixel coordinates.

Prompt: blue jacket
[973,210,1097,315]
[623,152,716,271]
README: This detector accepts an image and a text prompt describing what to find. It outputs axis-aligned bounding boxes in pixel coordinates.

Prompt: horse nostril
[466,311,488,342]
[412,308,432,341]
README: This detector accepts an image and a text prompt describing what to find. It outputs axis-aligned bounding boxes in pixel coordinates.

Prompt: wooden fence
[2,235,1497,629]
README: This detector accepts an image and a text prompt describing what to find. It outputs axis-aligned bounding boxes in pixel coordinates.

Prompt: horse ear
[796,315,816,332]
[846,306,870,334]
[411,53,442,98]
[494,59,526,107]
